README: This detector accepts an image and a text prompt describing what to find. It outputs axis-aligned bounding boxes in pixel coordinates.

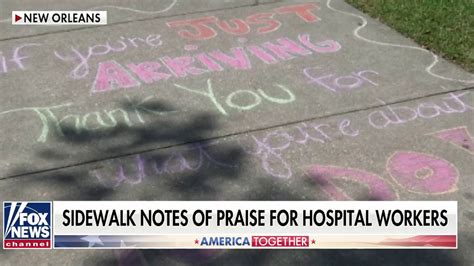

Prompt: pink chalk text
[166,3,320,40]
[91,33,341,93]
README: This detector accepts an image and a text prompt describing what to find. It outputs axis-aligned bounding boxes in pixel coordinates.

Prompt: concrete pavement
[0,0,473,265]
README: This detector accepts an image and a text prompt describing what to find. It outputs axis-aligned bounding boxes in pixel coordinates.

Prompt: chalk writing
[0,96,174,143]
[93,142,235,189]
[91,33,341,93]
[93,61,141,93]
[87,89,472,194]
[368,92,473,129]
[54,34,163,79]
[174,79,295,116]
[387,151,458,194]
[0,103,72,143]
[0,78,300,143]
[247,119,359,179]
[430,126,474,155]
[304,68,379,93]
[306,165,398,200]
[250,91,472,179]
[0,43,42,74]
[166,3,320,40]
[90,116,358,187]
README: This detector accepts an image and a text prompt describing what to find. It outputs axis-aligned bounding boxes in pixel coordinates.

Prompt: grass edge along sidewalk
[346,0,473,72]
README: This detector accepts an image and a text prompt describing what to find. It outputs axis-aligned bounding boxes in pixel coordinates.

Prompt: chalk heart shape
[387,151,459,195]
[305,165,398,201]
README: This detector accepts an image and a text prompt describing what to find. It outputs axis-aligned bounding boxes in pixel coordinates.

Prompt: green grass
[346,0,474,72]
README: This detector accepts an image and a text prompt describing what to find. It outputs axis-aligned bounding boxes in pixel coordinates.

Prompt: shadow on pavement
[1,98,464,265]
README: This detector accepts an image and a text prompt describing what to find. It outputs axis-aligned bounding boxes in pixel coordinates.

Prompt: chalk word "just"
[167,3,320,40]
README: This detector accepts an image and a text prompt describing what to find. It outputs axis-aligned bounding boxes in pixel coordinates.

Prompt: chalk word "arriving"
[91,33,341,93]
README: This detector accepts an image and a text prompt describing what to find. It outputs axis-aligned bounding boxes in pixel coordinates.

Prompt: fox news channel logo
[3,202,52,249]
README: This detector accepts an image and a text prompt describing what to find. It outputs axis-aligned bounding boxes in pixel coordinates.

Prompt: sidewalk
[0,0,473,265]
